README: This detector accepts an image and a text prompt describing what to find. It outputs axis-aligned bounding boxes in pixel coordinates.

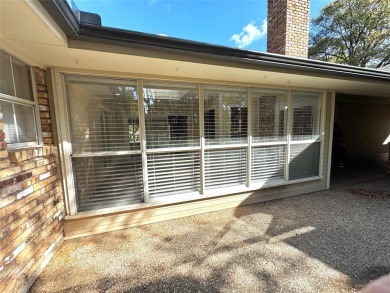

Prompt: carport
[330,93,390,187]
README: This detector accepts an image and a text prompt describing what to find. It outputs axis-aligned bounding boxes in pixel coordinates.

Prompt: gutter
[40,0,390,82]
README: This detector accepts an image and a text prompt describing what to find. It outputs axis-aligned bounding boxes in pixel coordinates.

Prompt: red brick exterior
[0,68,64,293]
[267,0,310,58]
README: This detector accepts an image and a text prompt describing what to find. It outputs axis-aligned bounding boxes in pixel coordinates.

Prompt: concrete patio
[29,176,390,293]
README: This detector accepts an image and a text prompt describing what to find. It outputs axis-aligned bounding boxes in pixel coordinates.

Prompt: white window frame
[0,50,42,149]
[202,86,248,194]
[142,80,201,202]
[289,90,325,180]
[203,85,248,147]
[65,75,143,213]
[250,89,289,188]
[52,67,326,216]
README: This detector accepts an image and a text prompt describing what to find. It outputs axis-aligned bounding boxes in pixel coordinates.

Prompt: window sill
[7,143,43,151]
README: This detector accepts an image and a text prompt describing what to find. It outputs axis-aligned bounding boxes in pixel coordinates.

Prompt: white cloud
[230,20,267,49]
[148,0,156,6]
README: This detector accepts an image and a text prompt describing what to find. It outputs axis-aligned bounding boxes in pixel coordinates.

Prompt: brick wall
[267,0,310,58]
[0,68,64,293]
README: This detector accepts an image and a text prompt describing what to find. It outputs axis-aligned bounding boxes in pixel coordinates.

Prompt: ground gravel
[29,177,390,293]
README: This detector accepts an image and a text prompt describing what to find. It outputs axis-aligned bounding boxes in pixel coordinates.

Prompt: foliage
[309,0,390,68]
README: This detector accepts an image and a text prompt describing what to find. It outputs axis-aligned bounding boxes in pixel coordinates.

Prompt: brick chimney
[267,0,310,58]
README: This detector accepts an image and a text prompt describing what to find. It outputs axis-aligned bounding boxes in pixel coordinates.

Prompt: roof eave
[39,0,390,82]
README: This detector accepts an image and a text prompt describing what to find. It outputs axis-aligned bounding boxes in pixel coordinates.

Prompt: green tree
[309,0,390,68]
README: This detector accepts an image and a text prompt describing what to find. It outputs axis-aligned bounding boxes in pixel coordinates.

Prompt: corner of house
[0,67,65,293]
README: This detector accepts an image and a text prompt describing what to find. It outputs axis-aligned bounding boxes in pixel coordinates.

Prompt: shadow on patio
[29,177,390,293]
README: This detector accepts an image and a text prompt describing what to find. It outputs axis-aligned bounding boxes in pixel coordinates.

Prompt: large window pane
[0,50,37,148]
[252,146,285,182]
[0,51,14,97]
[66,76,139,153]
[73,155,143,211]
[14,103,37,142]
[1,100,17,143]
[12,58,33,101]
[290,92,322,180]
[204,86,247,145]
[144,82,199,148]
[292,92,322,141]
[1,100,37,144]
[252,89,287,143]
[148,151,200,198]
[289,143,320,180]
[205,148,247,189]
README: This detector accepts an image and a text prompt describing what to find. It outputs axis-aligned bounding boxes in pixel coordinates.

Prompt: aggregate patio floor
[30,172,390,293]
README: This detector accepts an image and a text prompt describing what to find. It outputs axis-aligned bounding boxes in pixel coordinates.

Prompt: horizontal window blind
[1,100,17,142]
[1,49,37,149]
[252,146,285,182]
[289,143,320,180]
[292,92,321,141]
[1,100,37,144]
[12,57,33,101]
[148,151,200,198]
[0,50,15,96]
[73,155,143,211]
[204,86,248,145]
[143,82,199,149]
[1,50,33,101]
[205,148,246,189]
[64,74,325,213]
[66,76,143,212]
[14,103,37,142]
[252,90,287,143]
[66,76,140,153]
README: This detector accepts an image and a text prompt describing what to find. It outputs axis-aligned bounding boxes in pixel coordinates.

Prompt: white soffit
[8,39,390,97]
[0,0,67,64]
[18,41,390,96]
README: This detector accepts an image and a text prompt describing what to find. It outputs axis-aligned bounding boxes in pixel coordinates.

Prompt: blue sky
[72,0,331,52]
